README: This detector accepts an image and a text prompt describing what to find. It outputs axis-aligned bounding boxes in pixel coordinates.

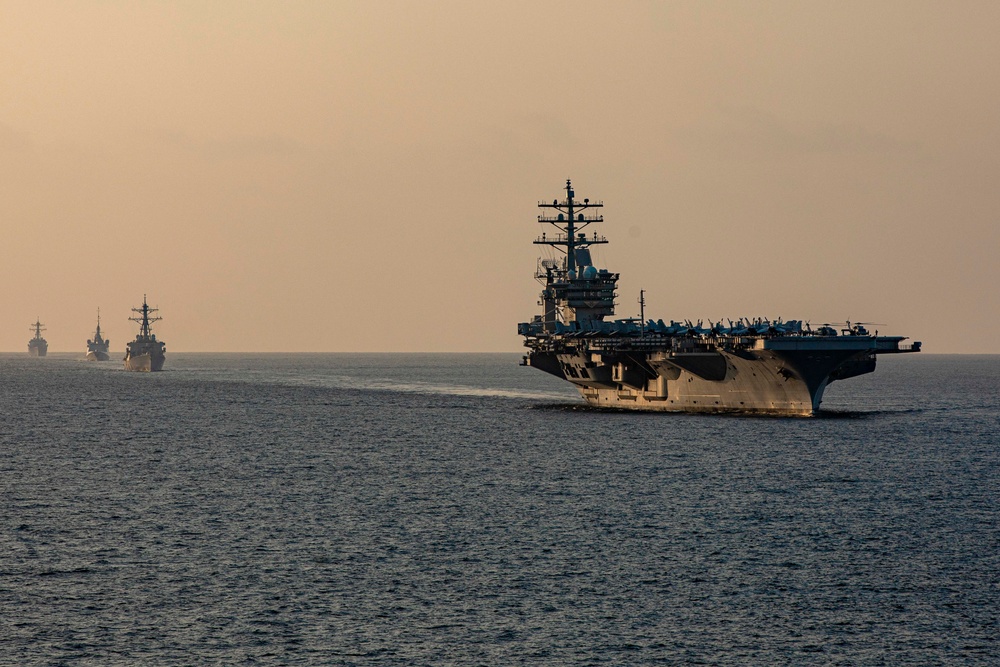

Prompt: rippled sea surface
[1,353,997,665]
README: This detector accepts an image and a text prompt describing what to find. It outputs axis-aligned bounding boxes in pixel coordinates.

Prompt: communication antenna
[639,289,645,335]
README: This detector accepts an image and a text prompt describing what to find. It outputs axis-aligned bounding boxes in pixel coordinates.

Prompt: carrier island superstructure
[518,181,921,415]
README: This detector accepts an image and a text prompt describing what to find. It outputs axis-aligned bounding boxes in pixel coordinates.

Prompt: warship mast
[129,295,161,340]
[30,319,46,340]
[534,179,607,274]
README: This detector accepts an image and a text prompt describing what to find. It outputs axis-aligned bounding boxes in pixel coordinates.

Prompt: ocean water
[1,352,997,665]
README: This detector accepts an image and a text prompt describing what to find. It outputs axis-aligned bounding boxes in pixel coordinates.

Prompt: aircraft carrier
[124,296,166,372]
[518,181,921,415]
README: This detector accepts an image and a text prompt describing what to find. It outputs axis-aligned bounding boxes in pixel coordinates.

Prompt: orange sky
[3,1,998,352]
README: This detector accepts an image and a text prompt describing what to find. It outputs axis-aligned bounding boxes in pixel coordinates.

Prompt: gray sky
[3,1,997,352]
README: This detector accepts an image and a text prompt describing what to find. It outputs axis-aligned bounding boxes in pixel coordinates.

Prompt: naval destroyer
[28,320,48,357]
[518,181,921,415]
[86,309,111,361]
[124,296,165,372]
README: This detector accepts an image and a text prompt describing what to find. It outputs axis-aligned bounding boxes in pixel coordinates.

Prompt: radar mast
[534,179,607,273]
[129,295,161,340]
[30,319,46,339]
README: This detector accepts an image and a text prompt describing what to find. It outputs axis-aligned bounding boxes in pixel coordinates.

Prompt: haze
[3,1,997,353]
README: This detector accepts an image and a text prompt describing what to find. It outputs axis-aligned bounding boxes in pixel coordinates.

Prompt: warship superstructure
[28,320,48,357]
[86,309,111,361]
[124,296,165,372]
[518,181,921,415]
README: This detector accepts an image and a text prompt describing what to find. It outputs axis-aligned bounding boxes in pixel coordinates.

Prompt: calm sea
[1,353,997,665]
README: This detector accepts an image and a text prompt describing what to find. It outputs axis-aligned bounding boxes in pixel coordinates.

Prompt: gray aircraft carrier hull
[527,337,879,416]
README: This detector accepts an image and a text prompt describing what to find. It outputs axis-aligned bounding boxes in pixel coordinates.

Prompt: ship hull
[526,339,878,416]
[578,352,819,415]
[124,352,165,372]
[28,344,47,357]
[86,349,111,362]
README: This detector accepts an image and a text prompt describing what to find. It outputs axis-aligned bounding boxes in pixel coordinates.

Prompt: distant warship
[124,296,165,372]
[28,319,48,357]
[519,181,921,415]
[86,309,111,361]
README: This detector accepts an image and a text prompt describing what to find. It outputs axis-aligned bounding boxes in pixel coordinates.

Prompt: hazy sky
[3,1,998,352]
